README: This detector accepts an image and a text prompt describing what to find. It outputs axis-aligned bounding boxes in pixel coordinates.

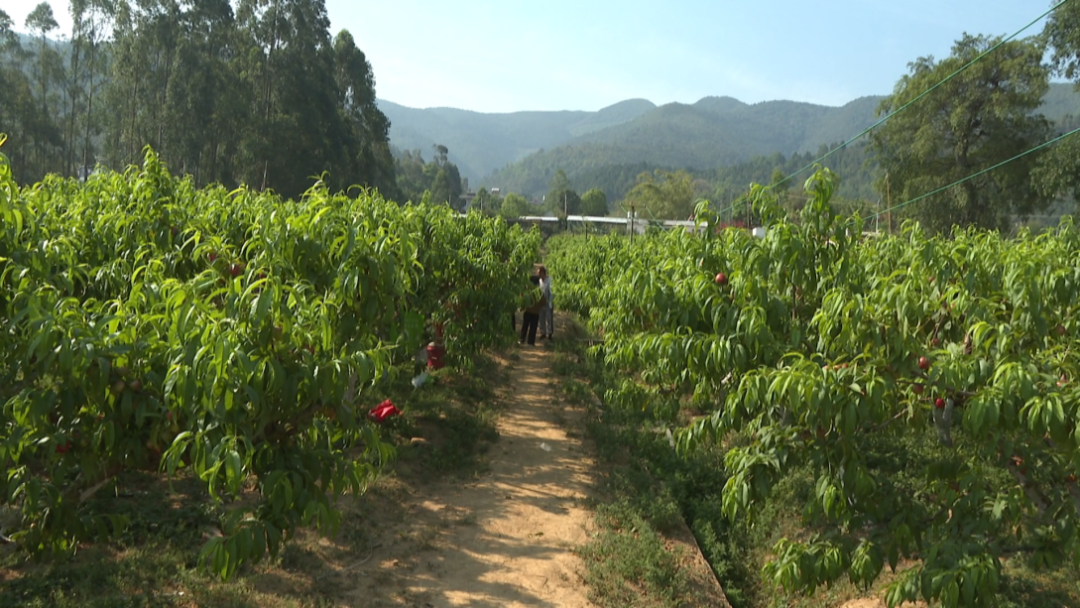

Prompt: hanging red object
[368,399,401,423]
[426,341,445,370]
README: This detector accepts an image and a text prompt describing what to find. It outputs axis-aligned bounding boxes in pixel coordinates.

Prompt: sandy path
[353,346,597,607]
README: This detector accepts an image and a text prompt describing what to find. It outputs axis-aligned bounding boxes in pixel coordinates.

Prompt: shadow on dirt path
[345,345,597,608]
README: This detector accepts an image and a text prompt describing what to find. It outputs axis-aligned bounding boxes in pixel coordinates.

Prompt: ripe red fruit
[934,397,946,409]
[56,442,72,454]
[918,356,930,371]
[714,272,728,286]
[912,383,924,395]
[208,252,218,263]
[931,338,940,347]
[129,379,143,392]
[229,262,246,277]
[110,380,126,396]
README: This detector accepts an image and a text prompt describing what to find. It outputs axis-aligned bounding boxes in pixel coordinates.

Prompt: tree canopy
[0,0,396,201]
[1037,0,1080,207]
[870,34,1051,233]
[624,169,698,220]
[580,188,609,216]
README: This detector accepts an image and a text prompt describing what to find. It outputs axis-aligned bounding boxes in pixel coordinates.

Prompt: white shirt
[540,276,553,304]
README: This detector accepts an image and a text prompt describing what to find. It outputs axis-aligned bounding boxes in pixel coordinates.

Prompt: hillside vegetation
[481,85,1076,201]
[385,84,1078,201]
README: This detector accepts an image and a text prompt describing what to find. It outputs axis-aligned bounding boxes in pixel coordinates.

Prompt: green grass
[578,501,690,608]
[551,319,756,607]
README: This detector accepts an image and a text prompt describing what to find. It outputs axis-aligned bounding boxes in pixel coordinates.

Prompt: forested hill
[483,84,1078,199]
[384,83,1078,200]
[377,99,657,182]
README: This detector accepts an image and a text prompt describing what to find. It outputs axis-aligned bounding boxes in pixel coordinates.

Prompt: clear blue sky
[8,0,1059,113]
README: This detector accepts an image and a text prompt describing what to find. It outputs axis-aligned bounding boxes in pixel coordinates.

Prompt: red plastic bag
[368,399,401,423]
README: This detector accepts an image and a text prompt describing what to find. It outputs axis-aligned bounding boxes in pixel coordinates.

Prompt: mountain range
[379,83,1079,200]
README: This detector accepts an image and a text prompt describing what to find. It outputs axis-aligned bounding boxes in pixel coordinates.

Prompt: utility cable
[870,125,1080,219]
[715,0,1072,218]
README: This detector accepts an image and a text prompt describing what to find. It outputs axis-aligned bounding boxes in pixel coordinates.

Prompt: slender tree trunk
[129,75,139,164]
[81,35,96,176]
[66,39,81,176]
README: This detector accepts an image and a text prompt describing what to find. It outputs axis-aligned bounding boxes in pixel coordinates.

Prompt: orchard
[548,168,1080,607]
[0,140,538,578]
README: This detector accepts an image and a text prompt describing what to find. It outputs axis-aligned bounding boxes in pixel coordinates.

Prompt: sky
[5,0,1062,113]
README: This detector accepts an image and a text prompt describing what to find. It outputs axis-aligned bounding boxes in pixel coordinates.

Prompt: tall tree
[430,168,453,206]
[1036,0,1080,206]
[0,11,39,181]
[24,2,63,180]
[870,34,1051,232]
[332,29,395,198]
[235,0,353,197]
[624,169,697,219]
[580,187,608,216]
[545,168,580,215]
[500,192,532,218]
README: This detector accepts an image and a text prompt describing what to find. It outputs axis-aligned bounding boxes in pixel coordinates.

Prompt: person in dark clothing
[519,275,546,345]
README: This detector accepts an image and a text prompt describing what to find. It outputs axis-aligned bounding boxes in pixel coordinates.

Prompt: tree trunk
[82,33,97,176]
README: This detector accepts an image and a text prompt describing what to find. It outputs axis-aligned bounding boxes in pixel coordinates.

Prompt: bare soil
[338,346,598,607]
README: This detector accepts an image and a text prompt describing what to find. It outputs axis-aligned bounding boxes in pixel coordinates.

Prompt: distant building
[459,191,476,209]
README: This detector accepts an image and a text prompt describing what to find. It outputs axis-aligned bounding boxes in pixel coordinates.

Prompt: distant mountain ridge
[377,98,657,183]
[381,83,1079,197]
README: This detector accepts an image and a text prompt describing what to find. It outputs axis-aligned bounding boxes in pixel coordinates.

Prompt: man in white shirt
[538,266,554,340]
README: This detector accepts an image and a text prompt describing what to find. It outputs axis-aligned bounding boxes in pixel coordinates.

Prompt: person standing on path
[538,266,554,340]
[519,275,545,345]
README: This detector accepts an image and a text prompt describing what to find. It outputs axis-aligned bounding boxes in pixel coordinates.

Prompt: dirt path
[353,346,597,607]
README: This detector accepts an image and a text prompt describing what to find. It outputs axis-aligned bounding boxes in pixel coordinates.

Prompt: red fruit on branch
[208,252,218,263]
[934,397,946,409]
[918,356,930,371]
[56,442,72,454]
[931,338,940,347]
[110,380,126,396]
[912,383,925,395]
[229,262,246,277]
[129,379,143,392]
[714,272,728,286]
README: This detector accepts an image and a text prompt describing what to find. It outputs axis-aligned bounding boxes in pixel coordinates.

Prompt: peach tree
[550,168,1080,607]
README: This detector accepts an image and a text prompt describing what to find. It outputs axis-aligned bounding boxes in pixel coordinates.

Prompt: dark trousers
[520,312,539,345]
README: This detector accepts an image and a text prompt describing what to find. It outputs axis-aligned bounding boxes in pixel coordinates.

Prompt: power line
[870,125,1080,219]
[715,0,1073,218]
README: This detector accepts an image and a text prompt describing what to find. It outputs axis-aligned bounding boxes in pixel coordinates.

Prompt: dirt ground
[341,345,598,607]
